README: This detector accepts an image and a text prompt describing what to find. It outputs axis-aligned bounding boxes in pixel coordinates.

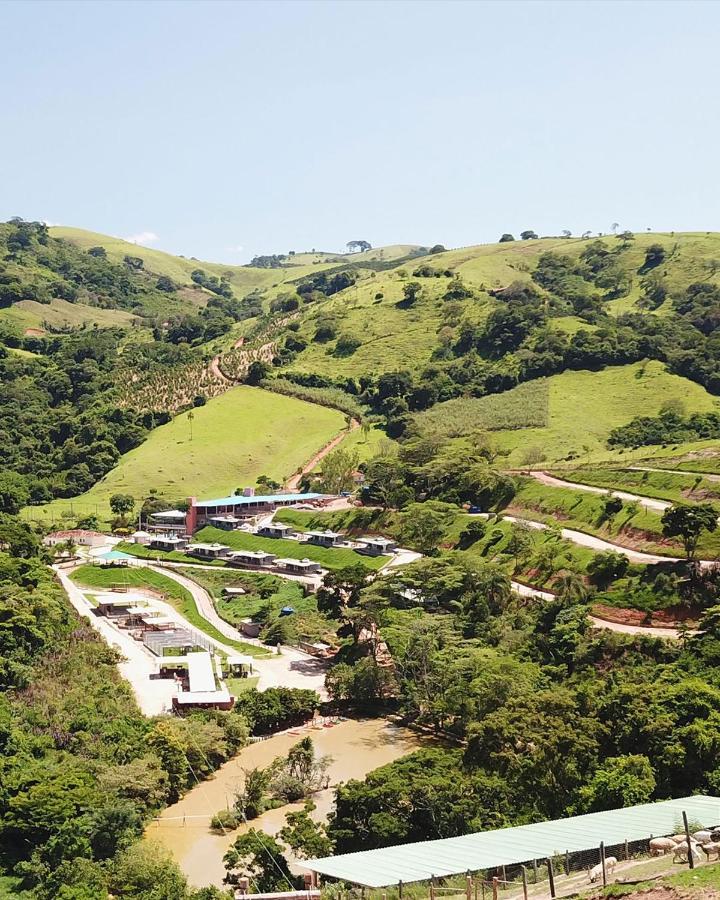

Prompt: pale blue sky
[1,0,719,263]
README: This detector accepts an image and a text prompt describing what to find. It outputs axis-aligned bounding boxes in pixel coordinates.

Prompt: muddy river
[145,717,434,888]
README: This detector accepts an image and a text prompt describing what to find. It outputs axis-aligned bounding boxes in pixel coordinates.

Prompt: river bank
[145,717,436,888]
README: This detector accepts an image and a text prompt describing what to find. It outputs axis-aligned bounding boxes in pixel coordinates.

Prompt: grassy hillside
[25,386,345,525]
[1,297,140,331]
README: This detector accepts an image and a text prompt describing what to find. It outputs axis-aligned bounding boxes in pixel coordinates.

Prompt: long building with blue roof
[186,491,323,532]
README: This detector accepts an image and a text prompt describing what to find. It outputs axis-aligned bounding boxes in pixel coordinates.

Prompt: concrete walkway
[588,614,696,640]
[530,470,671,512]
[54,568,177,715]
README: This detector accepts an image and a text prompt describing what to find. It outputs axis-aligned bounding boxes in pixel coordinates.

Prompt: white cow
[589,857,617,883]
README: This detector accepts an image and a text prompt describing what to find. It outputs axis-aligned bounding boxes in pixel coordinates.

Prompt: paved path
[54,568,176,715]
[145,563,328,698]
[531,470,671,512]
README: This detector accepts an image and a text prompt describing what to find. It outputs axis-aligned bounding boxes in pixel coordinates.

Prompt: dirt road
[530,470,671,512]
[285,418,360,490]
[588,615,695,640]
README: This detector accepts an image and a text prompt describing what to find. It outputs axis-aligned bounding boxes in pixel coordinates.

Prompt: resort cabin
[148,510,188,533]
[304,529,343,547]
[150,534,189,552]
[257,522,294,539]
[277,557,323,575]
[228,549,277,568]
[171,651,234,712]
[357,536,398,556]
[130,530,153,545]
[208,514,240,531]
[222,586,246,597]
[139,614,176,632]
[186,542,231,560]
[43,529,107,549]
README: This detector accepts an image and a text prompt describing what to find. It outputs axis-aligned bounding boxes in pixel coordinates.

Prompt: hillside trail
[588,615,696,639]
[529,470,670,512]
[629,464,720,483]
[285,418,360,490]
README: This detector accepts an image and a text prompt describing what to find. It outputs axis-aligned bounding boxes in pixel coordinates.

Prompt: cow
[589,857,618,883]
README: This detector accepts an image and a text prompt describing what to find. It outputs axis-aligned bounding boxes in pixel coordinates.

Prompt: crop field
[413,379,550,439]
[195,525,388,571]
[556,466,720,504]
[25,386,345,526]
[510,478,720,558]
[487,361,719,465]
[70,563,268,656]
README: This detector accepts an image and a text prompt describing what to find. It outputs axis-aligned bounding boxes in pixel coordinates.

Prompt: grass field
[70,563,269,656]
[25,386,345,526]
[488,361,719,466]
[195,525,388,571]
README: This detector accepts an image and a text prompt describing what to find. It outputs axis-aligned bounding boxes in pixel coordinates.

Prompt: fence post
[683,811,695,870]
[533,859,538,884]
[624,839,629,860]
[600,842,606,887]
[521,866,528,900]
[430,876,435,900]
[546,859,555,899]
[564,851,570,877]
[466,874,472,900]
[492,877,499,900]
[501,866,506,887]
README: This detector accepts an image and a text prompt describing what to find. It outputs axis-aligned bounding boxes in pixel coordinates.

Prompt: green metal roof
[303,795,720,887]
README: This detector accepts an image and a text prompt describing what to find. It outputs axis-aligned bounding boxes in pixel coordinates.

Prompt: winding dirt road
[285,418,360,490]
[530,470,671,512]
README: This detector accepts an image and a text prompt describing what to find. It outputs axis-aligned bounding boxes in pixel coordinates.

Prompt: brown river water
[145,718,434,888]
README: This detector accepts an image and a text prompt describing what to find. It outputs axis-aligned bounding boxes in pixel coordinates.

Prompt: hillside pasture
[25,386,345,526]
[488,361,719,465]
[556,466,720,504]
[0,297,139,332]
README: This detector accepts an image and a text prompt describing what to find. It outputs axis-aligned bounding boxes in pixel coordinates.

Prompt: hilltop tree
[520,230,538,240]
[498,233,515,242]
[618,230,635,244]
[661,503,718,559]
[562,229,572,238]
[346,240,372,253]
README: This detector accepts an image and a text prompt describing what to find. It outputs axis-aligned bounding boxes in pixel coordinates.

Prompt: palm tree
[553,572,588,603]
[188,410,194,441]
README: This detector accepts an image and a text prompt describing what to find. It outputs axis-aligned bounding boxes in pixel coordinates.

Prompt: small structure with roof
[43,529,107,549]
[228,549,277,568]
[226,654,254,677]
[258,522,295,539]
[150,534,189,552]
[172,651,234,711]
[304,530,343,547]
[277,557,323,575]
[356,536,398,556]
[186,542,231,560]
[130,530,153,545]
[186,492,323,531]
[208,514,241,531]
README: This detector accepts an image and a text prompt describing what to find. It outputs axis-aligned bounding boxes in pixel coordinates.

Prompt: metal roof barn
[303,795,720,888]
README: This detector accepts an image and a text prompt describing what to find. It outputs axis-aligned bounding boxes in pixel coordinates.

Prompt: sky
[1,0,720,264]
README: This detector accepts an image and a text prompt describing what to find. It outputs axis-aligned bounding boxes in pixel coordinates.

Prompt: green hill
[25,385,345,526]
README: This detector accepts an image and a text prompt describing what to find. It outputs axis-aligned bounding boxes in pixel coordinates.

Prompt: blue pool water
[100,550,134,561]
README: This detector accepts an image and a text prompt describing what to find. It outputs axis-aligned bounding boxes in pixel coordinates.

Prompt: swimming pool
[100,550,134,561]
